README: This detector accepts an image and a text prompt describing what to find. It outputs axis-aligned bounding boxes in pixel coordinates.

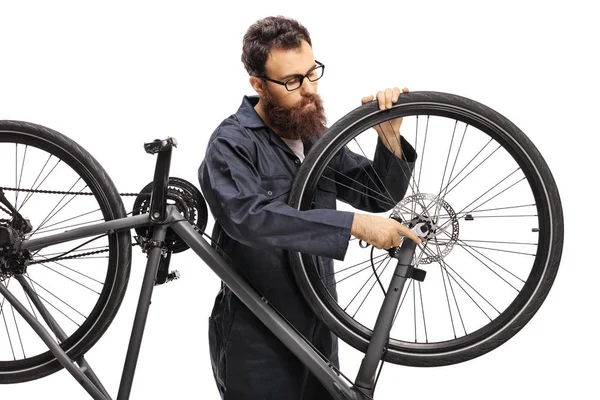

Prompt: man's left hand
[361,87,409,159]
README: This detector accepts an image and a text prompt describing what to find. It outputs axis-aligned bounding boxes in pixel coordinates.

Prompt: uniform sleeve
[333,135,417,213]
[198,135,355,261]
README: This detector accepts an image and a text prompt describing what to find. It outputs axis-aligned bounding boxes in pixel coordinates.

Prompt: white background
[1,1,598,399]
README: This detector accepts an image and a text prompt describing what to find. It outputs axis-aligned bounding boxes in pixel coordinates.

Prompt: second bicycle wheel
[288,91,563,367]
[0,121,131,382]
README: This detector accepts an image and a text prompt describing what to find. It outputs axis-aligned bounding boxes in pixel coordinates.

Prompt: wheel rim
[0,129,120,373]
[290,101,554,356]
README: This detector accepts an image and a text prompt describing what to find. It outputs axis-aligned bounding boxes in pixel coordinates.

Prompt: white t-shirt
[281,137,305,162]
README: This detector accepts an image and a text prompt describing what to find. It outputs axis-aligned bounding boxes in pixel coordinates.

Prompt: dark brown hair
[242,16,312,77]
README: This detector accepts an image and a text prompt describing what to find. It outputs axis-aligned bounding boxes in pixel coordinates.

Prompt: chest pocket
[314,170,338,209]
[259,175,292,203]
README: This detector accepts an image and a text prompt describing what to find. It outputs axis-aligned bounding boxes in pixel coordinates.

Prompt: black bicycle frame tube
[11,206,383,399]
[0,282,109,400]
[168,207,361,400]
[117,224,167,400]
[14,275,112,399]
[18,213,151,252]
[354,240,417,394]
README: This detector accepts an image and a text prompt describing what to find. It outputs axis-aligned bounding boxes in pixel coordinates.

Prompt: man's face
[261,40,327,140]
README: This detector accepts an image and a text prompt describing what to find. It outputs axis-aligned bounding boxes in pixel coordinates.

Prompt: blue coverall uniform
[198,95,416,399]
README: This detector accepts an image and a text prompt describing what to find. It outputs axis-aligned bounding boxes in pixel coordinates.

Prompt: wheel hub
[391,193,460,264]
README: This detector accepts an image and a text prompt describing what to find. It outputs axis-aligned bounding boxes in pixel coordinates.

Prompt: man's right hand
[351,213,422,249]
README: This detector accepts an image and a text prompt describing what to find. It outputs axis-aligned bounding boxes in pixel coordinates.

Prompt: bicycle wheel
[288,91,563,367]
[0,120,131,382]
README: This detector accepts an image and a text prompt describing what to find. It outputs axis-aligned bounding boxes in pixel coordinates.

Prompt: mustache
[298,94,318,107]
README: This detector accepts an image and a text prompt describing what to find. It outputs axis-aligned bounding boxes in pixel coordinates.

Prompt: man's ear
[249,76,266,96]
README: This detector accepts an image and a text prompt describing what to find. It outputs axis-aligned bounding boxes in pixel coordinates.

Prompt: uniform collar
[235,95,266,129]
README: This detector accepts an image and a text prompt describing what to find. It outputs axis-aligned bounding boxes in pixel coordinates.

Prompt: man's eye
[286,77,300,86]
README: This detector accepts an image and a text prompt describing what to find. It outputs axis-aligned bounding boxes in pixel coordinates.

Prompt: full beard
[263,89,327,141]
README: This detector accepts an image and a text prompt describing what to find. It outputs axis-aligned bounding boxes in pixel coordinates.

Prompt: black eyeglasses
[258,60,325,92]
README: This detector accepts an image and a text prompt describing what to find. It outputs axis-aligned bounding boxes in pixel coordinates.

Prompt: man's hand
[361,87,409,159]
[351,213,421,250]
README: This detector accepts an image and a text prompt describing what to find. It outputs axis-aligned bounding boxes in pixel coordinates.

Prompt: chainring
[132,177,208,253]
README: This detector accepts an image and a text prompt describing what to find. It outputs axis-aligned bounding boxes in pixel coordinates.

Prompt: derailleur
[0,188,33,234]
[0,223,30,282]
[134,235,180,286]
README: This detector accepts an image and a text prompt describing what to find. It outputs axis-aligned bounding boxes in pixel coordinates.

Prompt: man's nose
[300,78,317,95]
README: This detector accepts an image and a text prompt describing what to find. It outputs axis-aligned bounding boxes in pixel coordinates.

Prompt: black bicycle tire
[288,91,563,367]
[0,120,132,382]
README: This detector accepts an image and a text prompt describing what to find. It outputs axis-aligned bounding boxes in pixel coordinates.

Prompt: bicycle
[0,91,564,399]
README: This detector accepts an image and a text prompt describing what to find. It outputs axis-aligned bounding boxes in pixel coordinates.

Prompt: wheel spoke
[418,281,428,343]
[437,121,459,198]
[321,175,396,209]
[391,278,413,326]
[422,139,497,218]
[33,208,101,232]
[27,216,105,237]
[437,232,530,284]
[432,240,467,337]
[379,122,431,218]
[31,178,84,235]
[351,257,393,318]
[33,255,105,285]
[25,272,60,344]
[424,245,497,320]
[324,169,395,207]
[10,304,26,358]
[1,278,17,360]
[453,240,521,292]
[320,253,388,280]
[16,145,28,207]
[453,238,538,246]
[437,203,536,217]
[38,263,101,295]
[390,244,427,329]
[413,281,416,342]
[415,116,429,216]
[440,242,536,257]
[343,255,390,311]
[438,251,458,338]
[17,153,52,210]
[434,122,468,220]
[28,277,88,319]
[435,170,524,234]
[18,158,62,212]
[437,138,494,197]
[30,291,81,328]
[351,138,398,203]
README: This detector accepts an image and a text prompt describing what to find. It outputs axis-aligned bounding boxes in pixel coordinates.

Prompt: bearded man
[198,15,419,400]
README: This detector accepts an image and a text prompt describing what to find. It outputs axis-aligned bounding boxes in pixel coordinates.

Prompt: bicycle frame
[0,141,420,400]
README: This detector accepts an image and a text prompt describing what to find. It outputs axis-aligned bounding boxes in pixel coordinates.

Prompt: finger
[385,88,393,109]
[392,87,401,103]
[402,87,409,93]
[392,234,402,248]
[376,91,386,110]
[396,223,422,244]
[361,95,374,105]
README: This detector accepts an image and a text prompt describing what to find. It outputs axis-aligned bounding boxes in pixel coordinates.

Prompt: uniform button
[294,159,300,164]
[267,191,273,195]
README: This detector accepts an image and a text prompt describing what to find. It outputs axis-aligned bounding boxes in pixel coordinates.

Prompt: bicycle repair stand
[0,138,427,400]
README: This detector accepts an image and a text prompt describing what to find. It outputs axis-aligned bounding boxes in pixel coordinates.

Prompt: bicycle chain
[1,186,144,263]
[0,186,141,197]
